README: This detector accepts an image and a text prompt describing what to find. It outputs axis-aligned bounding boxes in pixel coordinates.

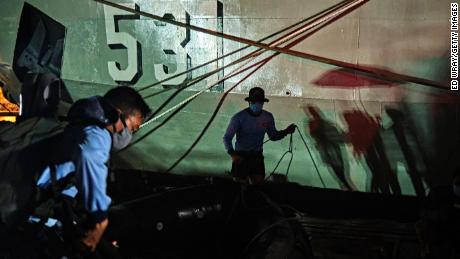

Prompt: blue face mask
[249,103,263,113]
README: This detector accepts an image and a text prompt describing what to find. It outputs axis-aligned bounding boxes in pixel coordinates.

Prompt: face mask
[249,103,263,113]
[454,184,460,198]
[111,116,133,151]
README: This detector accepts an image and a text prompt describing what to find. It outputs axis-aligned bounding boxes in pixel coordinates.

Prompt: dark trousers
[231,151,265,178]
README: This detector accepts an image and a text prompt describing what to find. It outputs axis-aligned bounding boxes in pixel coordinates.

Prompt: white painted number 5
[103,4,140,83]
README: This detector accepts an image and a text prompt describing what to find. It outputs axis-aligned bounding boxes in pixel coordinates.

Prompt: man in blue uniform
[223,87,296,184]
[32,86,150,256]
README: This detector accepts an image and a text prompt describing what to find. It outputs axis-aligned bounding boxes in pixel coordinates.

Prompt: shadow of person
[305,105,354,191]
[386,107,425,197]
[343,110,401,195]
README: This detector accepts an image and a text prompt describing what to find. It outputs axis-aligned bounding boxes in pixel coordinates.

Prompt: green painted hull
[0,0,457,195]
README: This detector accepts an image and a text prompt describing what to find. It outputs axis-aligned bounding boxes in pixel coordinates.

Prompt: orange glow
[0,88,19,123]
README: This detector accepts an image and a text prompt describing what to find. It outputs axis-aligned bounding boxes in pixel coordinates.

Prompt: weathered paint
[0,0,457,195]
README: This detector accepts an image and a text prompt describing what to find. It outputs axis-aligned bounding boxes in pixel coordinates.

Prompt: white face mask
[111,115,133,151]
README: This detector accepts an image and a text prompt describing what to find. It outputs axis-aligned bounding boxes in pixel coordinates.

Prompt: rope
[162,57,274,171]
[138,48,252,94]
[265,129,326,188]
[141,45,269,125]
[265,133,294,181]
[139,0,368,129]
[296,127,326,188]
[263,128,325,189]
[94,0,447,90]
[159,1,369,171]
[95,0,357,59]
[140,57,265,129]
[140,0,355,127]
[123,52,275,151]
[284,134,295,179]
[135,0,352,94]
[121,0,374,155]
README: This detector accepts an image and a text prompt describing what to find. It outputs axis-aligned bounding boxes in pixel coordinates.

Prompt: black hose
[265,133,294,181]
[296,127,326,188]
